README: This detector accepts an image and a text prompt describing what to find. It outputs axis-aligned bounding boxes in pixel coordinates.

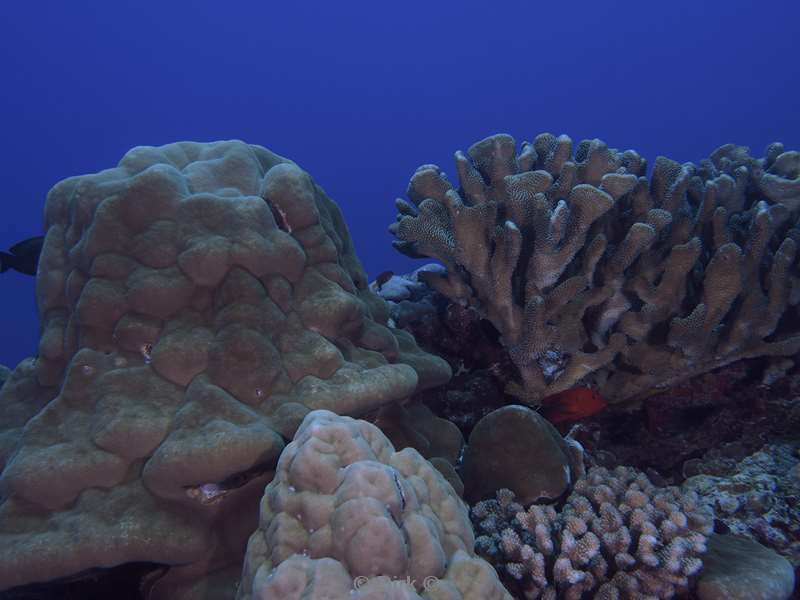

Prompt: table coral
[237,409,512,600]
[0,140,450,596]
[390,133,800,404]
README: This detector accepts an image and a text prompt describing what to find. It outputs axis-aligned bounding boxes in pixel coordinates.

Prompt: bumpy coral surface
[472,466,714,599]
[683,441,800,567]
[391,133,800,404]
[0,140,449,595]
[238,410,512,600]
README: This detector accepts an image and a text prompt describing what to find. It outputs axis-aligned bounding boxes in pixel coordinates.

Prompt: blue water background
[1,0,799,368]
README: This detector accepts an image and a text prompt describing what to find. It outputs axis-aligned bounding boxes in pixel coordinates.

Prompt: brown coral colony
[391,133,800,405]
[0,141,451,597]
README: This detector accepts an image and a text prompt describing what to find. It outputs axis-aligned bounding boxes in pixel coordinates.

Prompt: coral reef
[372,264,444,329]
[371,401,464,466]
[372,266,512,435]
[472,465,715,599]
[237,409,512,600]
[370,400,466,495]
[572,363,800,483]
[0,140,449,596]
[375,265,511,383]
[2,132,799,600]
[390,133,800,404]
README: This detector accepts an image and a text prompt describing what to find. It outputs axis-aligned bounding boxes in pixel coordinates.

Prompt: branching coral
[390,133,800,404]
[472,466,714,599]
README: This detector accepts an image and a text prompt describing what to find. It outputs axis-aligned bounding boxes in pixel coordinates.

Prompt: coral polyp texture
[472,466,715,599]
[390,133,800,403]
[238,410,513,600]
[0,140,450,595]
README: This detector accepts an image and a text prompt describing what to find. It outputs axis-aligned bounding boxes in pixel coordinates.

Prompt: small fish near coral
[373,270,394,291]
[539,387,607,425]
[0,236,43,276]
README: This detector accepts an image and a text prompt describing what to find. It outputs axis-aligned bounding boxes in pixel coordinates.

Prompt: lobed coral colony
[0,141,450,597]
[0,134,797,599]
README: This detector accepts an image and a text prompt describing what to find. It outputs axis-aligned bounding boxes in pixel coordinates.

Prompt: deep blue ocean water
[1,0,798,369]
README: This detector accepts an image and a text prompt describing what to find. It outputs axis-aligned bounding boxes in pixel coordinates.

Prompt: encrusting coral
[682,441,800,567]
[472,465,715,599]
[237,409,512,600]
[695,533,796,600]
[390,133,800,404]
[0,140,450,596]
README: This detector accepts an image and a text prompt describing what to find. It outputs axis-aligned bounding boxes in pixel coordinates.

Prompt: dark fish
[375,270,394,290]
[0,236,44,276]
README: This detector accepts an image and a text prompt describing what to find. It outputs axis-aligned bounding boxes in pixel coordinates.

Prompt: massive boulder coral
[472,465,715,599]
[238,409,512,600]
[390,133,800,403]
[0,140,449,595]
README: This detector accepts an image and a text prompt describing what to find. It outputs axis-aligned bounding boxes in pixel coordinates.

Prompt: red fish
[539,387,607,424]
